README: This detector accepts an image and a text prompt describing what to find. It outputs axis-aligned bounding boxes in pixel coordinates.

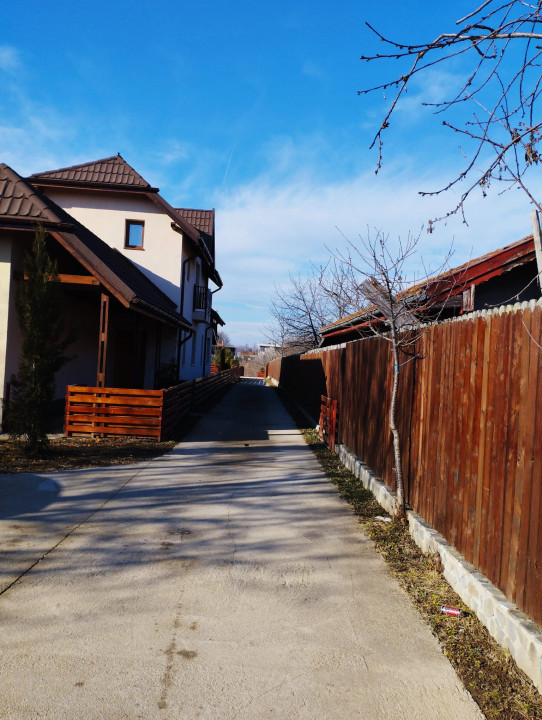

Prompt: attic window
[125,220,144,249]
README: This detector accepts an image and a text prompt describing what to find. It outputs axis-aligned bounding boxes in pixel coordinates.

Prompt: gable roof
[177,208,214,237]
[29,154,159,192]
[0,163,71,227]
[28,155,223,287]
[320,235,537,341]
[0,163,190,330]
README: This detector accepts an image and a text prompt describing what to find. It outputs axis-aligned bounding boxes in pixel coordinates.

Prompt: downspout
[176,253,197,378]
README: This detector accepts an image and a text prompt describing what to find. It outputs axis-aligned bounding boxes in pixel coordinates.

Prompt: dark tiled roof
[29,155,158,192]
[0,163,65,225]
[177,208,214,236]
[0,164,189,329]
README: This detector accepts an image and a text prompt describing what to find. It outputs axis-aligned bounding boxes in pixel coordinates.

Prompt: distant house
[320,236,540,346]
[0,155,224,428]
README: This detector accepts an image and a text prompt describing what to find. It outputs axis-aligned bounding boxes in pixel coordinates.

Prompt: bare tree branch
[360,1,542,223]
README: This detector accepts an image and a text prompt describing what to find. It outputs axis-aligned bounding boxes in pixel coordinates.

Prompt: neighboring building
[320,236,540,346]
[0,156,223,428]
[257,343,280,358]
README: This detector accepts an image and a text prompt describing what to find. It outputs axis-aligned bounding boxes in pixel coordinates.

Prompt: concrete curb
[336,443,542,695]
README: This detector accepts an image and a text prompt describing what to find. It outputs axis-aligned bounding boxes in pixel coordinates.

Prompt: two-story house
[0,156,223,428]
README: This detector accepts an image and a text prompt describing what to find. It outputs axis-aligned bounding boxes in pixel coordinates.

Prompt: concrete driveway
[0,378,483,719]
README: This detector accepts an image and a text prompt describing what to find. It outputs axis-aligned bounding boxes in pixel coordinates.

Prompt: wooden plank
[66,414,161,427]
[499,310,521,592]
[473,312,492,568]
[524,304,542,623]
[66,405,162,418]
[461,316,481,564]
[456,320,474,554]
[66,424,160,438]
[67,385,163,397]
[514,305,540,609]
[506,305,534,602]
[67,394,163,407]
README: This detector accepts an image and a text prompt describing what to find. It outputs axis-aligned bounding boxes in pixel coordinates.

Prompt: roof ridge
[28,154,157,191]
[30,155,121,177]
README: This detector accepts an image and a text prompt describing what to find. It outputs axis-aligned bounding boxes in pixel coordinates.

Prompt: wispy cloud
[0,46,21,73]
[213,146,540,344]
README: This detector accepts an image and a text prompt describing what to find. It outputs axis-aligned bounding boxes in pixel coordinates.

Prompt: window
[125,220,144,249]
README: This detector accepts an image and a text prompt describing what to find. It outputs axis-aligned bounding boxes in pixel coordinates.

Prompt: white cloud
[214,159,540,346]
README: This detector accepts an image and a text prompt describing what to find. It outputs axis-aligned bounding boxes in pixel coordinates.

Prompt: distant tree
[216,330,231,346]
[326,230,455,515]
[267,266,359,353]
[212,345,235,370]
[360,1,542,225]
[7,225,70,454]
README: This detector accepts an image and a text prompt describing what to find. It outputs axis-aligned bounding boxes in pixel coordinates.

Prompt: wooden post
[97,293,109,387]
[530,210,542,290]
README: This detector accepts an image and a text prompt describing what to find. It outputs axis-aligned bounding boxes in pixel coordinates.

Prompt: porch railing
[193,284,209,310]
[65,366,244,440]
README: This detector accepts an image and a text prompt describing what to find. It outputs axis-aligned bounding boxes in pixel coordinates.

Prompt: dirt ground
[0,435,176,474]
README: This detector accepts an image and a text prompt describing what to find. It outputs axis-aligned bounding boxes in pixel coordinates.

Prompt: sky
[2,1,541,345]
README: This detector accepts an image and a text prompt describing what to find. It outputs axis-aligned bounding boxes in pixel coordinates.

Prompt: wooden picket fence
[65,366,244,441]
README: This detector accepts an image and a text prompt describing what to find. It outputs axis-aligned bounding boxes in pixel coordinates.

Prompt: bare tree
[326,230,456,515]
[268,268,357,353]
[360,1,542,225]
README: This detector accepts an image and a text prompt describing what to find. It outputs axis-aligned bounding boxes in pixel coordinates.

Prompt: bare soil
[0,435,176,474]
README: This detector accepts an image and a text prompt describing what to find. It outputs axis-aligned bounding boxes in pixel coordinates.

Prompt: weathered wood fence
[65,366,244,441]
[267,302,542,627]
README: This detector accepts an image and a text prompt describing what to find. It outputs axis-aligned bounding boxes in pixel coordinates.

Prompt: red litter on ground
[440,605,462,617]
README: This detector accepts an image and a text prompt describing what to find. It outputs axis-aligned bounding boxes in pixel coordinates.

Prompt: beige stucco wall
[0,236,12,428]
[43,187,213,382]
[45,189,184,309]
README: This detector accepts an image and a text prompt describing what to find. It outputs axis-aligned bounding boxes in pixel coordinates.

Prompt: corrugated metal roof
[321,236,536,334]
[29,154,158,192]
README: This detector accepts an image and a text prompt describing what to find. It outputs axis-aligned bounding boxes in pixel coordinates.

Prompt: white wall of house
[44,189,184,309]
[43,187,214,383]
[0,236,12,428]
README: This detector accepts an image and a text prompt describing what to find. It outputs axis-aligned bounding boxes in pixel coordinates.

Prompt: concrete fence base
[335,443,542,695]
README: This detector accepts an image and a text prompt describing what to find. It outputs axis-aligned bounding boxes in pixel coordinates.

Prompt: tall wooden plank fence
[267,302,542,627]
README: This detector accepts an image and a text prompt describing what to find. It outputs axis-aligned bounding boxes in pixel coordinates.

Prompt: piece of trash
[375,515,392,523]
[244,443,250,447]
[440,605,462,617]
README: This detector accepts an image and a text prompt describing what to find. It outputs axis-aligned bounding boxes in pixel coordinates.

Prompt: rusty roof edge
[321,235,536,334]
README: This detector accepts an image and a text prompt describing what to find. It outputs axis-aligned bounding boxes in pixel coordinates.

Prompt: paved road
[0,378,483,719]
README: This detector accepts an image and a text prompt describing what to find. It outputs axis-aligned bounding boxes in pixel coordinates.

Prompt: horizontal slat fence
[267,303,542,626]
[65,366,244,441]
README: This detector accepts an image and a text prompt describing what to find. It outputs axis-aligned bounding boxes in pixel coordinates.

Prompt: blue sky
[2,1,541,345]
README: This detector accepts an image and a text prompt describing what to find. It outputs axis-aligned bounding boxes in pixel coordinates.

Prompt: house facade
[0,156,224,428]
